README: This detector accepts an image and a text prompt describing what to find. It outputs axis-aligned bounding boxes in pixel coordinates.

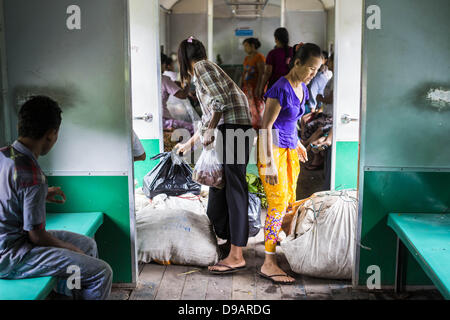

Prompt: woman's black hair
[177,38,207,86]
[274,27,290,61]
[18,96,62,139]
[289,43,323,70]
[243,37,261,50]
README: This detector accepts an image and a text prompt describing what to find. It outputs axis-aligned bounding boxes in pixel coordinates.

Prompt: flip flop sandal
[208,263,247,275]
[257,269,296,285]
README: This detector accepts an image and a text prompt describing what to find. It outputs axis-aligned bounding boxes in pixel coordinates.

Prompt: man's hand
[46,187,66,204]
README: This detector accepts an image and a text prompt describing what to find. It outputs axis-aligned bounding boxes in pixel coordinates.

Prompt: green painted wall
[134,139,161,188]
[358,171,450,286]
[358,0,450,288]
[335,141,359,190]
[46,176,132,283]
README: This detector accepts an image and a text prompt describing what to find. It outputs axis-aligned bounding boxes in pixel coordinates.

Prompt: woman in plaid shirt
[175,37,255,275]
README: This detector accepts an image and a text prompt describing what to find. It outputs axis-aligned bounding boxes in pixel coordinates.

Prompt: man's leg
[6,231,112,300]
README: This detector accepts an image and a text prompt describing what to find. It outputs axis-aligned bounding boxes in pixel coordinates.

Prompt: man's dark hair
[18,96,62,139]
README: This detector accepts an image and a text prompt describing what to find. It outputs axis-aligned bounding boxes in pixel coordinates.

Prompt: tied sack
[281,189,358,279]
[136,208,219,266]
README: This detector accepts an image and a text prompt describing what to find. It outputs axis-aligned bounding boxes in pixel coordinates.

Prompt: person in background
[241,37,266,129]
[320,51,333,80]
[162,55,178,82]
[305,54,330,114]
[161,53,194,136]
[0,96,112,300]
[302,54,334,171]
[300,53,331,136]
[258,43,323,284]
[174,37,254,275]
[132,130,146,162]
[256,28,294,98]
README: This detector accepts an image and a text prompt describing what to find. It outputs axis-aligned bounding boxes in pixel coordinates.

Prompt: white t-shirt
[132,131,145,158]
[163,71,178,82]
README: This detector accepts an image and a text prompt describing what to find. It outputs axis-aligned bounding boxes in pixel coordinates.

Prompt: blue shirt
[0,141,48,276]
[307,71,329,111]
[264,77,308,149]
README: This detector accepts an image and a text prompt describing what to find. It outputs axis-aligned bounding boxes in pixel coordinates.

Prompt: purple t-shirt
[264,77,308,149]
[161,75,181,119]
[266,47,294,90]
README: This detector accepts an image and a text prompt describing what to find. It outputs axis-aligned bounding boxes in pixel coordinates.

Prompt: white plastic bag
[192,145,225,189]
[281,189,358,279]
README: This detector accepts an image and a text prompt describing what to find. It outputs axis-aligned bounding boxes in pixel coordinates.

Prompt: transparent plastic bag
[192,141,225,189]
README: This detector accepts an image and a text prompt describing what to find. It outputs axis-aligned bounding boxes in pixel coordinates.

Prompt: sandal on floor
[208,263,247,275]
[257,269,296,285]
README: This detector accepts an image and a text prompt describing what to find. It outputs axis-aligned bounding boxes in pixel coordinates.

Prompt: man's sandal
[208,263,247,275]
[257,269,296,285]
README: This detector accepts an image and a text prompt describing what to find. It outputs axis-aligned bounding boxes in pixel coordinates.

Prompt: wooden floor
[108,222,443,301]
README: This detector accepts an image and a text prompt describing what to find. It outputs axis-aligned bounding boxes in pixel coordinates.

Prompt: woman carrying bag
[174,37,254,275]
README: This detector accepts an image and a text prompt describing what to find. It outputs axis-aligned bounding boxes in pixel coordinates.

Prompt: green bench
[0,212,104,300]
[387,213,450,300]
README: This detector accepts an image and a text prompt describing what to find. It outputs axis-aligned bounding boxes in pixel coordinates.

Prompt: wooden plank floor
[108,209,444,301]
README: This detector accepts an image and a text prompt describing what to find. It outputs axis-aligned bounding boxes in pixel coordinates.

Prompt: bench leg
[395,237,407,294]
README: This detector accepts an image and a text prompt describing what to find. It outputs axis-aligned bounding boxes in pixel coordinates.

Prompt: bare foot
[260,263,295,284]
[208,256,246,272]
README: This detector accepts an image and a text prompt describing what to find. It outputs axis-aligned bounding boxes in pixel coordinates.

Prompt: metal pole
[280,0,286,27]
[208,0,214,61]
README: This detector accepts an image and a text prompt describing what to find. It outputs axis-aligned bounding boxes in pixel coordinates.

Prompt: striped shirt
[193,60,252,131]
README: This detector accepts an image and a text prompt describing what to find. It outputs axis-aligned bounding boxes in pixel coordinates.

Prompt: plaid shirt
[193,60,252,131]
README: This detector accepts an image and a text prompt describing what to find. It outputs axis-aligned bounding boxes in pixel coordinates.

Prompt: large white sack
[135,188,152,212]
[281,189,358,279]
[136,207,219,266]
[148,193,208,216]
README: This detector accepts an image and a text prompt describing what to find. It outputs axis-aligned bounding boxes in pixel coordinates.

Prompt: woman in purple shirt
[257,43,323,284]
[256,28,294,98]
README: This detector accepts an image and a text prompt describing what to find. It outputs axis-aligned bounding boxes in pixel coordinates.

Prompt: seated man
[0,96,112,300]
[132,130,146,162]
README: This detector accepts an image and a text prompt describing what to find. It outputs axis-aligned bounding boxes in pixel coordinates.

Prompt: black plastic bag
[248,192,262,237]
[143,152,201,199]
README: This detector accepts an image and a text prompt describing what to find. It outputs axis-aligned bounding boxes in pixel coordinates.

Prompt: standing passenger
[256,28,294,98]
[241,37,266,129]
[258,44,323,284]
[161,53,194,135]
[0,96,112,299]
[174,37,254,274]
